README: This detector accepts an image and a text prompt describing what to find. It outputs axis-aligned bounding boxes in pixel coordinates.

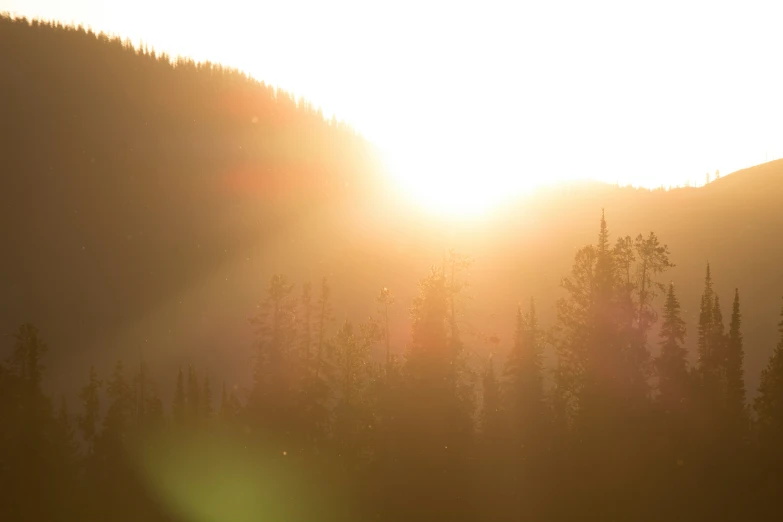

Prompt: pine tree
[725,288,747,433]
[633,232,673,337]
[594,209,615,306]
[697,264,715,375]
[332,320,374,467]
[755,300,783,460]
[712,295,726,362]
[250,274,298,436]
[657,283,688,410]
[391,266,476,521]
[503,300,545,441]
[334,321,369,408]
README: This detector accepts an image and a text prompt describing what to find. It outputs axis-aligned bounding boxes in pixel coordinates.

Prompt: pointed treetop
[598,208,610,254]
[779,298,783,342]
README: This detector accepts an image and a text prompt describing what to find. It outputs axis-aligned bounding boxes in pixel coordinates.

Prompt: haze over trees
[4,211,783,521]
[3,13,783,522]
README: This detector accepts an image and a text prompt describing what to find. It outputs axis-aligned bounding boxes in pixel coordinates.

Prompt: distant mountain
[2,14,782,402]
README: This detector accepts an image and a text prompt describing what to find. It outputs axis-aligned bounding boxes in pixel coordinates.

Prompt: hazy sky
[4,0,783,202]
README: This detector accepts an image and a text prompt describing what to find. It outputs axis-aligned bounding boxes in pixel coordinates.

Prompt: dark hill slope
[0,15,381,379]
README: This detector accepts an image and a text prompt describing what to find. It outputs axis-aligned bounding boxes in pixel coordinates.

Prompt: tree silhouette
[658,282,688,409]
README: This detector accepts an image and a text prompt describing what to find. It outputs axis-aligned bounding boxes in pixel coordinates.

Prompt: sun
[381,142,539,219]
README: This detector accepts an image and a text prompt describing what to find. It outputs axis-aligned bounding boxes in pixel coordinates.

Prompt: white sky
[4,0,783,195]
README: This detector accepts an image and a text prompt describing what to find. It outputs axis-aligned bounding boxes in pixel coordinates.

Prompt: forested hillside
[0,14,383,385]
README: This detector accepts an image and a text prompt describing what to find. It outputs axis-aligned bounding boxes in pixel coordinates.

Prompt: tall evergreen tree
[657,283,688,410]
[594,209,615,305]
[391,267,476,521]
[503,299,546,445]
[755,300,783,460]
[332,320,375,468]
[712,295,726,364]
[697,264,716,375]
[725,288,747,434]
[250,274,299,438]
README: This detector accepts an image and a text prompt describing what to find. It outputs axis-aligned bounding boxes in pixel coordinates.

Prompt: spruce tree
[633,232,673,336]
[393,266,476,521]
[251,274,301,441]
[332,320,374,467]
[755,300,783,460]
[657,283,688,410]
[712,295,726,364]
[594,209,615,306]
[503,299,545,443]
[725,288,747,433]
[697,264,715,375]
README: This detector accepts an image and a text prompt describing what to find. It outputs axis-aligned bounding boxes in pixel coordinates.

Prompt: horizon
[4,0,783,208]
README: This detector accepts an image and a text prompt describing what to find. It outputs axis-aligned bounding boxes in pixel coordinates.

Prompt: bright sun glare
[384,145,539,217]
[8,0,783,215]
